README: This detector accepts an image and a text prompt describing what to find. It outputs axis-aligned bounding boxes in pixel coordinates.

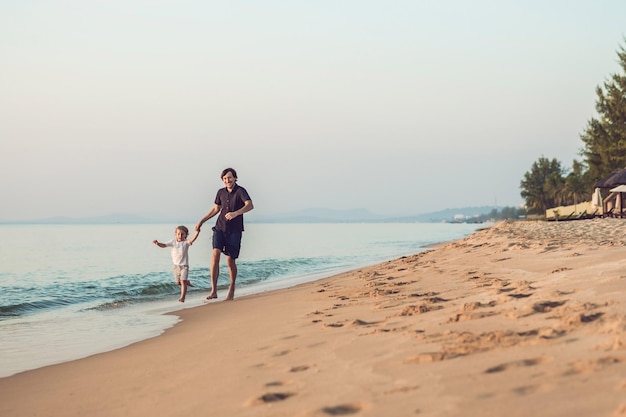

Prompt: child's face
[175,229,188,242]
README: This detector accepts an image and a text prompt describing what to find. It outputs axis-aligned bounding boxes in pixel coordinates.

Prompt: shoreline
[0,241,450,379]
[2,219,626,416]
[0,261,373,379]
[1,222,482,378]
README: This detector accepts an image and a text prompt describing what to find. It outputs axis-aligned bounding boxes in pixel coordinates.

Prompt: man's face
[222,172,236,189]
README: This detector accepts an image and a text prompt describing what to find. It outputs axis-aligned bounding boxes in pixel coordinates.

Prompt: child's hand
[153,240,159,245]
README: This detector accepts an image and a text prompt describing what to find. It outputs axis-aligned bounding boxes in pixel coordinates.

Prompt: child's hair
[176,225,189,236]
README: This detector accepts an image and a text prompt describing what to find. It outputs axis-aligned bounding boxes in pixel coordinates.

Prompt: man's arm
[195,204,220,231]
[225,200,253,221]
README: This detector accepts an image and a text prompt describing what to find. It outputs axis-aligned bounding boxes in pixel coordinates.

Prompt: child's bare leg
[179,281,187,302]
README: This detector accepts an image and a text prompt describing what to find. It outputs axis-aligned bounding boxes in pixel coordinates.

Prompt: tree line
[520,39,626,215]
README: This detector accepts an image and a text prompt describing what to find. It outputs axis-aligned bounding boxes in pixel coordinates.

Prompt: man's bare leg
[225,256,237,300]
[206,249,221,300]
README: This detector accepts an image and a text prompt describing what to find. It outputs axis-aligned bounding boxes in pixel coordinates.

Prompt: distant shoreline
[0,205,506,225]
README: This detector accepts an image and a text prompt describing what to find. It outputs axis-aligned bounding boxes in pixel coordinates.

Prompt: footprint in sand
[290,365,310,372]
[507,292,534,298]
[248,392,296,405]
[511,383,552,396]
[564,356,626,376]
[532,300,567,313]
[493,257,511,262]
[321,403,362,415]
[409,291,440,298]
[579,312,604,323]
[399,304,443,316]
[389,280,415,287]
[350,319,379,326]
[484,357,551,373]
[462,301,497,311]
[447,311,497,322]
[405,352,459,363]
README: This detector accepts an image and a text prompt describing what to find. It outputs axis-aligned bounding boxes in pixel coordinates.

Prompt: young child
[153,225,200,302]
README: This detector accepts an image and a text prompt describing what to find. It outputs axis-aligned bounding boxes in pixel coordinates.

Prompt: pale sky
[2,1,625,221]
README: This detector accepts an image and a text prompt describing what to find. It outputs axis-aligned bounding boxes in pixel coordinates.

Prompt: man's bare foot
[205,293,217,300]
[178,297,185,303]
[225,286,235,301]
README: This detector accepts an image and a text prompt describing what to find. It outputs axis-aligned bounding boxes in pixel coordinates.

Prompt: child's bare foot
[187,281,194,287]
[178,297,185,303]
[205,292,217,300]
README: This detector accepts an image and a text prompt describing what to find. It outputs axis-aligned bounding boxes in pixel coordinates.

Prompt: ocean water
[0,222,483,377]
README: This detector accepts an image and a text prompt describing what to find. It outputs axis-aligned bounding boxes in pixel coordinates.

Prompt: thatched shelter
[595,168,626,189]
[595,168,626,217]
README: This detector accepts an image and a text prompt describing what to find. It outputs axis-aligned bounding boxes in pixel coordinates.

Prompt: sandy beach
[2,218,626,417]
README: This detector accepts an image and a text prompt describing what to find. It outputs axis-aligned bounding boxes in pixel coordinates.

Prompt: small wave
[0,272,181,319]
[1,255,387,320]
[0,298,76,319]
[112,282,177,297]
[86,300,132,311]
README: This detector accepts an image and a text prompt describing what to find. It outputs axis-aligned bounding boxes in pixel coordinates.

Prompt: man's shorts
[172,265,189,284]
[212,227,242,259]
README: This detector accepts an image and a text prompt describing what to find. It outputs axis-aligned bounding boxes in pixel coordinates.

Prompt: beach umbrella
[610,184,626,193]
[592,188,603,208]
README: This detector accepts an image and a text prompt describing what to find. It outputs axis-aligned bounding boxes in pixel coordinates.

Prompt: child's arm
[188,230,200,245]
[153,240,166,248]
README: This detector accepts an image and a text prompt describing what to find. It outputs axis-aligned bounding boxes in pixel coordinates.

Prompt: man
[195,168,254,300]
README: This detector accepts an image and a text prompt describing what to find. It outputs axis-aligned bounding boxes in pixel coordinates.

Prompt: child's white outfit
[164,239,191,284]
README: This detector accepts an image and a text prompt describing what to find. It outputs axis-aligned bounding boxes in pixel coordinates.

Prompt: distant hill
[2,206,498,224]
[395,206,498,223]
[250,206,496,223]
[251,208,384,223]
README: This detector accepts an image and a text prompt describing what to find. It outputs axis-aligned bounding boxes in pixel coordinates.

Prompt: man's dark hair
[221,167,238,179]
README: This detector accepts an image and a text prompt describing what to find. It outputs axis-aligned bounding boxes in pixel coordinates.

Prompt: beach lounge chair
[576,210,588,220]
